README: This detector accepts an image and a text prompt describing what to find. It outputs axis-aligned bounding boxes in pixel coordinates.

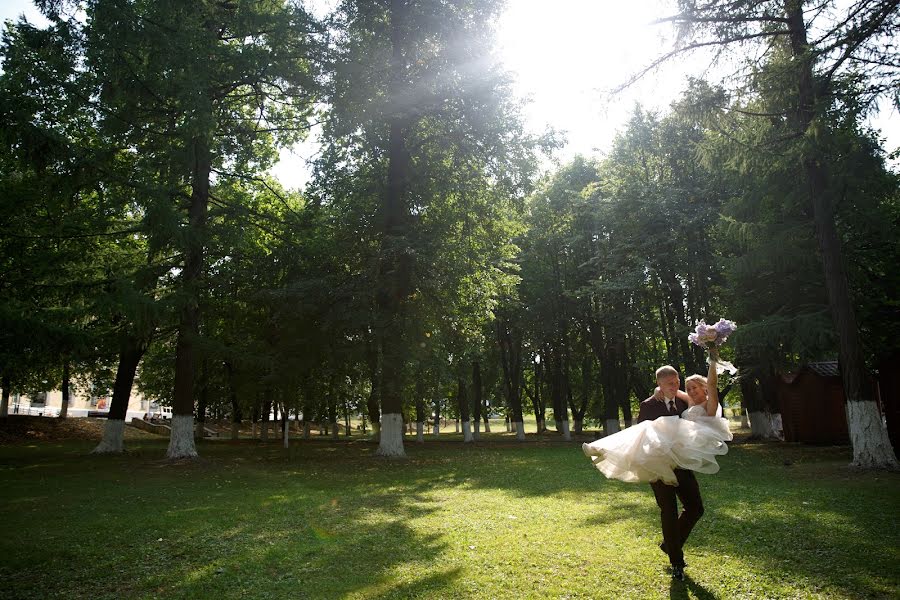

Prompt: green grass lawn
[1,435,898,599]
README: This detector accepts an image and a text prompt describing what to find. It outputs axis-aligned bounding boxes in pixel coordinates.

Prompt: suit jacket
[637,396,689,423]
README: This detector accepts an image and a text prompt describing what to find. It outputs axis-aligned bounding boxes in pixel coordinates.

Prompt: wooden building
[777,362,849,445]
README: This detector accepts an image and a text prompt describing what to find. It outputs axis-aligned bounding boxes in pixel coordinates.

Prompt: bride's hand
[653,386,664,400]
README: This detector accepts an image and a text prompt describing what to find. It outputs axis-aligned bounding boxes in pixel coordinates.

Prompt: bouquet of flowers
[689,319,737,374]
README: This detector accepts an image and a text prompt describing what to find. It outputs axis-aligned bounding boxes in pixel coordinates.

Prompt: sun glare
[495,0,703,159]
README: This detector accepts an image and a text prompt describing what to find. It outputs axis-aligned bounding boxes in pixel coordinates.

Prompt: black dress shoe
[672,565,685,581]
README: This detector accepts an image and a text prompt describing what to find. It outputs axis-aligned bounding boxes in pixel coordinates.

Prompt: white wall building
[9,388,155,422]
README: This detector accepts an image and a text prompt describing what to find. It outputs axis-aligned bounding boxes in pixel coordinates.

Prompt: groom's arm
[637,399,655,423]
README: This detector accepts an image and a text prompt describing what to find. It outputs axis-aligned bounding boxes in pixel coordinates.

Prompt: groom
[637,365,703,582]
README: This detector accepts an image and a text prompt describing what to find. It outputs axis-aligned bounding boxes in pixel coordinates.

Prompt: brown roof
[806,361,840,377]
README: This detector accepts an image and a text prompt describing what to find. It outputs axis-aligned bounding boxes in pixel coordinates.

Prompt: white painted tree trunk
[605,419,620,436]
[283,421,290,448]
[748,411,780,439]
[303,422,310,439]
[59,397,69,419]
[514,421,525,441]
[473,420,480,440]
[166,415,198,459]
[92,419,126,454]
[741,409,750,429]
[462,421,473,443]
[231,422,240,440]
[375,413,405,457]
[416,422,424,443]
[433,422,440,436]
[506,420,511,432]
[560,420,571,441]
[847,400,899,468]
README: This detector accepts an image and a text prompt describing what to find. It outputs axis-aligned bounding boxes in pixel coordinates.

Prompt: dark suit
[637,396,704,569]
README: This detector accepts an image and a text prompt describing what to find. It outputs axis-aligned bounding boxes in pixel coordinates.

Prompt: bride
[582,349,733,486]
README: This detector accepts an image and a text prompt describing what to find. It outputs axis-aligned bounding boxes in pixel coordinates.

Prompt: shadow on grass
[2,437,898,599]
[670,575,716,600]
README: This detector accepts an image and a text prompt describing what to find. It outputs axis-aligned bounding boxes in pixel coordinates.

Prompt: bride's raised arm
[706,348,720,417]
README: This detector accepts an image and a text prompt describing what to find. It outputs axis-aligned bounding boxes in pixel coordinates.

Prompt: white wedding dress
[582,404,733,486]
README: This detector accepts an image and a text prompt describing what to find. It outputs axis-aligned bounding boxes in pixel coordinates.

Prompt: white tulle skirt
[582,413,733,486]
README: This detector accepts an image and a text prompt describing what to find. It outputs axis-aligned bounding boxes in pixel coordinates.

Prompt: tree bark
[261,388,272,442]
[93,338,146,454]
[785,0,897,467]
[58,361,70,419]
[432,393,441,435]
[373,0,415,458]
[741,375,780,439]
[458,376,472,442]
[0,375,9,418]
[168,134,210,460]
[572,355,591,434]
[496,315,526,441]
[471,361,482,440]
[195,362,208,439]
[226,362,241,440]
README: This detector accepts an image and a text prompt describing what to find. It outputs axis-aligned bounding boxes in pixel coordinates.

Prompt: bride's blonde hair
[685,374,708,388]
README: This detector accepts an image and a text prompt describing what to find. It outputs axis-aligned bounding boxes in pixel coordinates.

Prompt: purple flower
[688,318,737,348]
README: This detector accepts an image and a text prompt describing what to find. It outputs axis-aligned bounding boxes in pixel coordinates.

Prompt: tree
[656,0,898,467]
[317,0,541,456]
[84,0,319,458]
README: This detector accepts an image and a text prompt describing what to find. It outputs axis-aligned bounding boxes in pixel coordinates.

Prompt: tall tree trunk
[366,337,382,440]
[433,394,441,436]
[195,360,208,439]
[471,361,482,440]
[58,360,70,419]
[742,374,779,440]
[659,290,678,369]
[261,388,272,442]
[345,397,352,438]
[458,376,472,442]
[226,362,241,440]
[94,338,146,454]
[550,352,571,440]
[572,356,591,434]
[785,0,897,467]
[496,316,525,440]
[415,374,426,443]
[0,375,9,418]
[329,380,339,441]
[168,135,210,460]
[375,0,414,458]
[532,360,545,432]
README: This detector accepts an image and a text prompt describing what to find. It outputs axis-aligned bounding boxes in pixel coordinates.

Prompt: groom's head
[655,365,680,399]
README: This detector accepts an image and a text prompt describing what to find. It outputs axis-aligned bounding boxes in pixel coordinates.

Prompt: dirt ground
[0,415,160,444]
